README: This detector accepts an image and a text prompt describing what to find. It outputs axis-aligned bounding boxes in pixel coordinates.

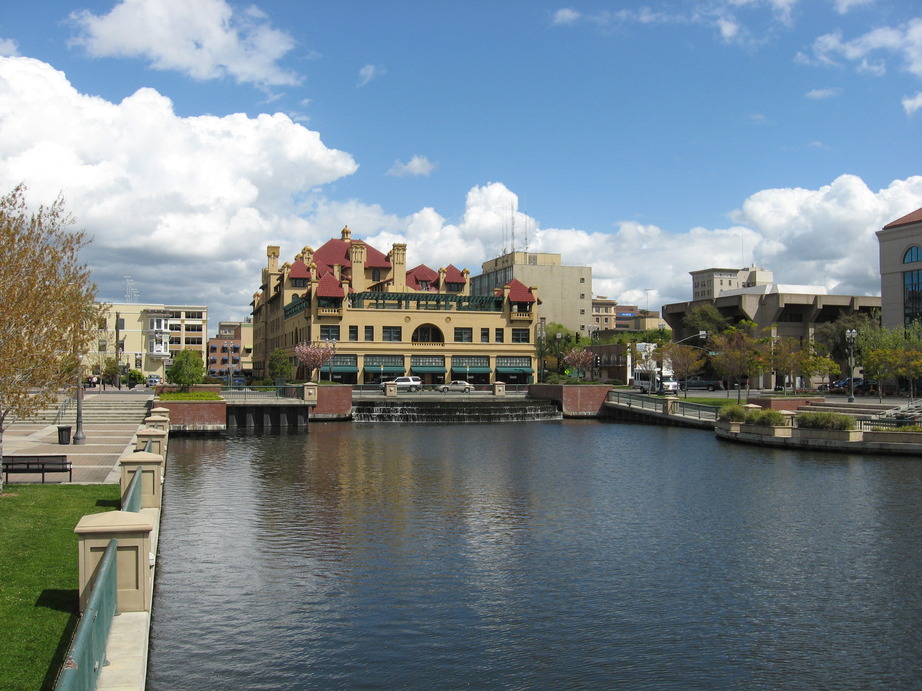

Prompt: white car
[146,375,162,387]
[439,380,472,393]
[381,376,422,392]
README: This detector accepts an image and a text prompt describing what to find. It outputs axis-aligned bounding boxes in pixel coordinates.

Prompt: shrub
[158,391,222,401]
[718,403,747,422]
[744,408,787,426]
[870,424,922,432]
[796,411,856,430]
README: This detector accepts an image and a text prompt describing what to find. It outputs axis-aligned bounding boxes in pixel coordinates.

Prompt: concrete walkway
[4,393,158,690]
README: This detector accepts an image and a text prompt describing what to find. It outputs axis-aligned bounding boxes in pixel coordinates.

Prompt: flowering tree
[563,348,594,378]
[294,341,336,381]
[0,185,102,495]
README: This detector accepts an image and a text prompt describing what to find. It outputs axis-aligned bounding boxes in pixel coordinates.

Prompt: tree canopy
[0,185,101,494]
[166,350,205,392]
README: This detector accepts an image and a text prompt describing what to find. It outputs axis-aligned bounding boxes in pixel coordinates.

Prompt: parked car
[439,380,472,393]
[678,376,724,392]
[146,374,162,387]
[381,376,422,392]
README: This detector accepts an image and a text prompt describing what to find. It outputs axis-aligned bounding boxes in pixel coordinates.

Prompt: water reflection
[149,421,922,690]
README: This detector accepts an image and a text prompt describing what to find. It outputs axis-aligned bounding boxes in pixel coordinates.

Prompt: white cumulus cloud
[0,56,356,320]
[358,63,386,87]
[387,155,436,177]
[69,0,299,87]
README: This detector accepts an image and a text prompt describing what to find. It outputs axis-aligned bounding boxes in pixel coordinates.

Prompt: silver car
[439,380,472,393]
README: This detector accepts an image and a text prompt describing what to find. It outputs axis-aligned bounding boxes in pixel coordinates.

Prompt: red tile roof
[505,278,536,303]
[406,264,439,290]
[443,264,466,284]
[289,259,311,279]
[316,272,345,298]
[884,206,922,230]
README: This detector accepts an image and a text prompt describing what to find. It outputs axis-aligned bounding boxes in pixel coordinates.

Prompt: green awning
[495,367,534,374]
[331,365,359,373]
[451,366,492,374]
[366,365,405,374]
[411,366,447,374]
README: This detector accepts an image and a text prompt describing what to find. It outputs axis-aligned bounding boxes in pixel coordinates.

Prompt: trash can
[57,425,72,445]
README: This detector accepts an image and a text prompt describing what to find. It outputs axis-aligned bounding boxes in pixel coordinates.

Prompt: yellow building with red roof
[251,227,538,385]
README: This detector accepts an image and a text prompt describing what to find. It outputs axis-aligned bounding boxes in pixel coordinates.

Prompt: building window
[904,247,922,263]
[495,328,504,343]
[481,328,490,343]
[185,311,203,319]
[185,324,203,332]
[320,325,340,341]
[372,269,381,282]
[98,340,107,352]
[349,325,358,341]
[512,329,530,343]
[184,337,202,345]
[580,277,586,283]
[580,293,585,299]
[904,269,922,326]
[383,326,402,342]
[292,278,308,288]
[365,326,374,341]
[454,327,472,343]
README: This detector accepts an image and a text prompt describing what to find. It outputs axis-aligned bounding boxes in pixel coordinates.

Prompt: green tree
[0,185,101,494]
[268,348,294,382]
[661,343,705,398]
[103,356,120,388]
[710,329,765,401]
[167,349,205,392]
[683,303,731,336]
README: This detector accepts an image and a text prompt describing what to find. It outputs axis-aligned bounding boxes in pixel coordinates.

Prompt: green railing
[55,538,118,691]
[122,466,143,513]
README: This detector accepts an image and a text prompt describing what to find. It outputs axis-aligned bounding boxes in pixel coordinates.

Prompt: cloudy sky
[1,0,921,326]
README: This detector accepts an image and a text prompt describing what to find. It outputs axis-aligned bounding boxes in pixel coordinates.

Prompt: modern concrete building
[877,206,922,329]
[206,321,254,383]
[251,227,539,385]
[470,251,592,334]
[663,268,880,387]
[690,265,774,301]
[94,303,208,380]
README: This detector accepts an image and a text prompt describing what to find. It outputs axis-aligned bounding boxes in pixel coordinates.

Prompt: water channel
[147,420,922,689]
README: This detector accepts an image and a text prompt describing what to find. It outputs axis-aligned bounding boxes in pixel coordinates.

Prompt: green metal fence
[122,466,143,513]
[55,538,118,691]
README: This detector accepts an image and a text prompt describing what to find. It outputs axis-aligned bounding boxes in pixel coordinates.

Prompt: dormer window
[292,278,308,288]
[419,280,429,290]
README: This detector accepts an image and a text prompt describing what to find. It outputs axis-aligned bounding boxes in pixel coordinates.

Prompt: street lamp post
[326,339,337,382]
[845,328,857,403]
[73,370,85,444]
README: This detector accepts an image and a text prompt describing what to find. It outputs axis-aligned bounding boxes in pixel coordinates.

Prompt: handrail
[55,539,118,691]
[53,392,77,425]
[122,466,143,512]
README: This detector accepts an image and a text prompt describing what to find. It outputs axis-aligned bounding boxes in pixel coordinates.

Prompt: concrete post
[492,381,506,396]
[75,511,154,612]
[384,381,397,398]
[135,427,168,458]
[120,451,164,509]
[150,406,171,420]
[143,415,170,432]
[303,382,318,403]
[663,397,678,416]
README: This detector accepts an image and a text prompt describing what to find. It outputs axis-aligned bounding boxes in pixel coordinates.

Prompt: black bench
[2,455,72,483]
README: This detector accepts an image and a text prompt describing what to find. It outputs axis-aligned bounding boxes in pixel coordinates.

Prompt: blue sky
[1,0,921,326]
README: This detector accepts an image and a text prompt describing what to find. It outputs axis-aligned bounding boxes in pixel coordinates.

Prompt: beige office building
[94,303,208,379]
[877,206,922,329]
[470,251,592,334]
[251,228,538,385]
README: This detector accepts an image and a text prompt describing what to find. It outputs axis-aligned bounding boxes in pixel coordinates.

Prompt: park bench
[2,455,72,483]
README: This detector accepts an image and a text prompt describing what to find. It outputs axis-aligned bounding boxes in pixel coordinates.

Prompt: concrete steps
[23,394,152,425]
[796,400,896,418]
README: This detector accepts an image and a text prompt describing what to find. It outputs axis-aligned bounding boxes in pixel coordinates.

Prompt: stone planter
[740,423,792,438]
[862,430,922,444]
[715,420,742,434]
[793,428,863,442]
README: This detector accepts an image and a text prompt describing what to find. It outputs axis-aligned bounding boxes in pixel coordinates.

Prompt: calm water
[147,421,922,690]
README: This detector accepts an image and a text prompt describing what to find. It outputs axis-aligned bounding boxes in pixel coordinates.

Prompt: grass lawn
[0,483,120,691]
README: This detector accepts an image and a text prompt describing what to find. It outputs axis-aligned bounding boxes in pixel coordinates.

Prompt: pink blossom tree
[294,341,336,381]
[563,348,595,378]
